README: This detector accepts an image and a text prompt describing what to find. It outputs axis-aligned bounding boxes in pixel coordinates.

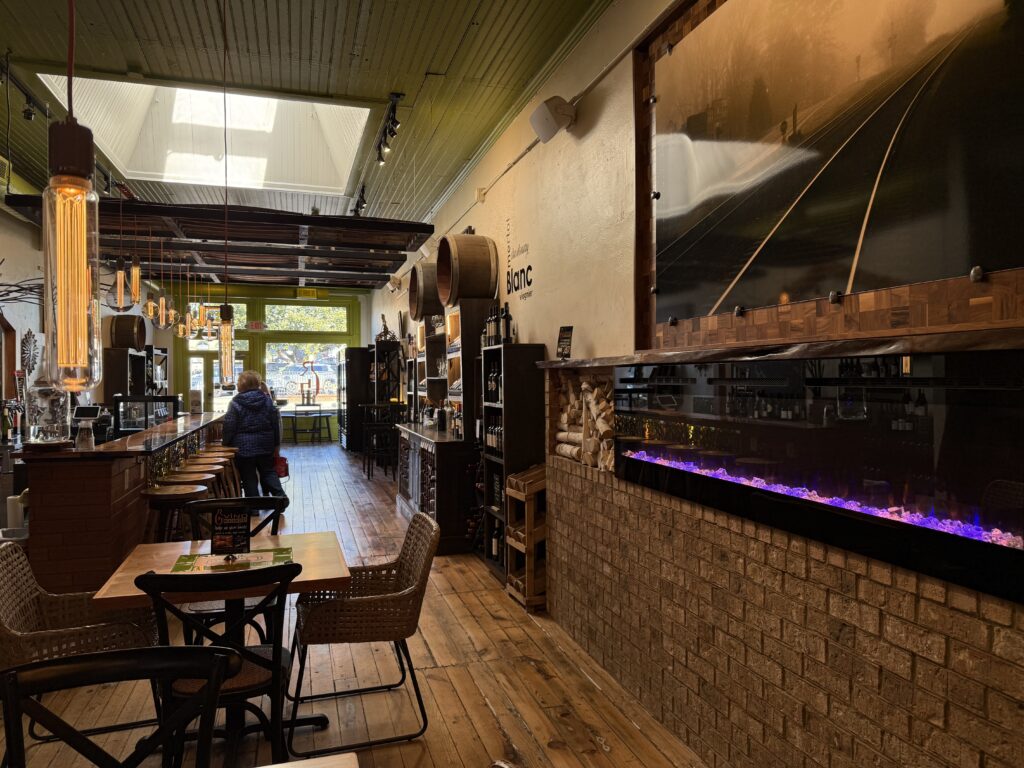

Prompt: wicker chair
[0,542,158,742]
[286,512,440,758]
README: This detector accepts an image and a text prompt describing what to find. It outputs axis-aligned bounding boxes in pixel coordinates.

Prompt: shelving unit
[338,347,371,451]
[99,348,147,404]
[145,345,168,395]
[505,465,547,611]
[370,340,403,404]
[478,341,546,582]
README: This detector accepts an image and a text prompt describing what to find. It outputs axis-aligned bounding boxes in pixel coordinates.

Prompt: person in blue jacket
[222,370,288,506]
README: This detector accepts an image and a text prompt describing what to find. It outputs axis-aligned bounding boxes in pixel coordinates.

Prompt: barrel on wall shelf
[409,259,445,321]
[436,233,498,306]
[109,315,146,350]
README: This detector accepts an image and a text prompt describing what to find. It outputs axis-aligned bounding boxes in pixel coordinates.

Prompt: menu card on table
[210,507,252,555]
[172,547,294,573]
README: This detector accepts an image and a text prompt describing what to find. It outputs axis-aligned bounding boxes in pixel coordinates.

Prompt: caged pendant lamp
[42,0,101,393]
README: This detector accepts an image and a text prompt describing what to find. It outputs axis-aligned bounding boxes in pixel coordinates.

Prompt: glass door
[188,353,248,413]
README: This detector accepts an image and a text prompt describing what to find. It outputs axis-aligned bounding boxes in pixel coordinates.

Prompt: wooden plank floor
[4,443,705,768]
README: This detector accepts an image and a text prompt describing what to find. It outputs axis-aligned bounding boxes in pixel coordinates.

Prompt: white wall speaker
[529,96,576,143]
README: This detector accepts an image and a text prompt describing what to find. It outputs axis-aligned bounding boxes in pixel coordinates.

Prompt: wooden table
[93,531,350,610]
[93,532,349,764]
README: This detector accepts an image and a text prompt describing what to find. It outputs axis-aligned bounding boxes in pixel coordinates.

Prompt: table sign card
[210,507,252,555]
[172,547,294,573]
[557,326,573,360]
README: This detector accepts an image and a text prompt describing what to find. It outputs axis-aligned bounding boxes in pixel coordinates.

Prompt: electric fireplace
[613,350,1024,601]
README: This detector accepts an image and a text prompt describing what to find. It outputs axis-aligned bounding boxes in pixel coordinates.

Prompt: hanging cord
[222,0,229,301]
[66,0,75,119]
[4,49,11,193]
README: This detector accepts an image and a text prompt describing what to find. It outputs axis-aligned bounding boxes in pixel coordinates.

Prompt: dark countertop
[17,413,223,460]
[396,422,467,444]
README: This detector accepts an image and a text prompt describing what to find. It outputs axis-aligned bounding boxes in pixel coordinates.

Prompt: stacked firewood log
[554,370,615,471]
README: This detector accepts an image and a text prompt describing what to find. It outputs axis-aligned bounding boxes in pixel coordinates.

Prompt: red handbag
[274,455,290,478]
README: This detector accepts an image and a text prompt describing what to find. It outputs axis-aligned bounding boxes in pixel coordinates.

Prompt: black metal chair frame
[287,636,426,757]
[180,497,288,645]
[1,646,241,768]
[135,562,307,765]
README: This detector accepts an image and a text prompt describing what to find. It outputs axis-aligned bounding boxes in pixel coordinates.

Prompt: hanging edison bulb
[129,255,142,306]
[42,127,102,393]
[103,257,132,312]
[154,292,172,331]
[143,291,158,321]
[218,303,235,389]
[173,315,189,339]
[166,295,180,327]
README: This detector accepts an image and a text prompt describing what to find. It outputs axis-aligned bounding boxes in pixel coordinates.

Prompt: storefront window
[265,303,348,333]
[265,342,345,403]
[187,302,249,351]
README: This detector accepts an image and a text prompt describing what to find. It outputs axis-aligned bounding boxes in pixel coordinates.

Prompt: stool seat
[144,484,208,500]
[182,461,224,472]
[161,472,217,484]
[203,445,238,453]
[188,456,230,463]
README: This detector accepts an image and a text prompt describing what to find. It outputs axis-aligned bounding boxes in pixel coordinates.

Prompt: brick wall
[547,456,1024,768]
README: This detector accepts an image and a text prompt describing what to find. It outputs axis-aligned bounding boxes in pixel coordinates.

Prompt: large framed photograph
[651,0,1023,325]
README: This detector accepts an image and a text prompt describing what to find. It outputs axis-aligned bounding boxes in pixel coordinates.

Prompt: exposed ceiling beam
[160,216,219,284]
[125,262,390,283]
[97,235,406,267]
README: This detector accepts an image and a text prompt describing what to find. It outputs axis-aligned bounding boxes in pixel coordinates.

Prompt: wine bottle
[501,303,511,343]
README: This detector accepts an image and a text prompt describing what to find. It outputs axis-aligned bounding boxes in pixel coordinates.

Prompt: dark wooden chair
[135,562,301,765]
[286,513,439,758]
[179,497,289,645]
[0,646,241,768]
[0,542,160,744]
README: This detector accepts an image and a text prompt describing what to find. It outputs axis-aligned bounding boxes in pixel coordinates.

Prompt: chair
[0,646,241,768]
[283,404,332,444]
[180,496,289,645]
[136,562,301,764]
[287,513,440,758]
[0,542,159,742]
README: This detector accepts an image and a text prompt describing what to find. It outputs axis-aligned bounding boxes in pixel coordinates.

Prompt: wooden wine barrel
[109,315,146,350]
[408,260,444,321]
[436,233,498,306]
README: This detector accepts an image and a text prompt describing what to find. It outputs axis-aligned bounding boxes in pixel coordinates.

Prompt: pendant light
[103,198,135,312]
[103,257,132,312]
[217,0,235,390]
[173,263,189,339]
[141,222,158,321]
[42,0,101,393]
[154,239,174,331]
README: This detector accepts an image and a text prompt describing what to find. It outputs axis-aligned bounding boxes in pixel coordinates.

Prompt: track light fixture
[351,184,367,217]
[373,92,403,172]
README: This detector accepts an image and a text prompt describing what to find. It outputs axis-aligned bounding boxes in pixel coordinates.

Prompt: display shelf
[476,341,546,582]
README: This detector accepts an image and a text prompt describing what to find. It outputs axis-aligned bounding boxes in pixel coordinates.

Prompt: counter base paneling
[396,424,476,555]
[19,413,223,592]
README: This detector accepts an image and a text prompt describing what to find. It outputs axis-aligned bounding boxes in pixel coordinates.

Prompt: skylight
[38,75,370,196]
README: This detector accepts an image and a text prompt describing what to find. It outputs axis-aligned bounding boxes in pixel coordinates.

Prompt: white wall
[371,0,676,359]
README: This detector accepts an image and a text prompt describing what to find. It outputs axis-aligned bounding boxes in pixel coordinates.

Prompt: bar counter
[395,422,477,554]
[19,413,223,592]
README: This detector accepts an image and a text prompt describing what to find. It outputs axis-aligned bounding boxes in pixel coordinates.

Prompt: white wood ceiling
[0,0,611,220]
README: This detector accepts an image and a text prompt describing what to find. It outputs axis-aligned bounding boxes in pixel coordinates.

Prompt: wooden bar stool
[161,472,222,498]
[178,462,231,497]
[188,456,241,496]
[141,484,208,543]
